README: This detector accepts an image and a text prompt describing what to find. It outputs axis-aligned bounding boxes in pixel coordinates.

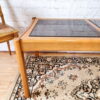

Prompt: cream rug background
[10,56,100,100]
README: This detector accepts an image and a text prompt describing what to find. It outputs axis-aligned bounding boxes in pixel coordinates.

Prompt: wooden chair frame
[0,6,18,55]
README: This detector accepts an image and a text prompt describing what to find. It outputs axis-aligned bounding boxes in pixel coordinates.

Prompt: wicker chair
[0,6,18,55]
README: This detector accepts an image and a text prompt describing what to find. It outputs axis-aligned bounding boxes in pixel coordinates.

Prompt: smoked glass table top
[30,20,100,37]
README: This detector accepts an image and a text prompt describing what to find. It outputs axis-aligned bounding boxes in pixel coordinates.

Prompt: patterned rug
[10,55,100,100]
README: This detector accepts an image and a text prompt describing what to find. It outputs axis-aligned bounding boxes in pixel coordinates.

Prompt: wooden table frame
[14,18,100,98]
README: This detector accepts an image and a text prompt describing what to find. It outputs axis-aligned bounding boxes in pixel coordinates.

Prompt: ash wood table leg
[14,39,30,98]
[35,51,39,56]
[7,41,11,55]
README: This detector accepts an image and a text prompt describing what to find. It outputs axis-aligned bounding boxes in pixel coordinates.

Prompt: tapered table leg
[14,39,30,98]
[35,51,39,56]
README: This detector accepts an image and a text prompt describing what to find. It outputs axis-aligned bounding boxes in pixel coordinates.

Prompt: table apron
[21,40,100,51]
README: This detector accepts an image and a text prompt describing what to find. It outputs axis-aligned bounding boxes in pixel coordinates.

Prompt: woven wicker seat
[0,24,18,37]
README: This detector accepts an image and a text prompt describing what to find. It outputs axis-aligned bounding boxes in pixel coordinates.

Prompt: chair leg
[7,41,11,55]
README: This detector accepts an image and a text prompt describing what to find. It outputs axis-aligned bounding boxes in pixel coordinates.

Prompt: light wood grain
[22,18,38,39]
[0,53,18,100]
[38,17,100,20]
[21,37,100,51]
[14,39,30,98]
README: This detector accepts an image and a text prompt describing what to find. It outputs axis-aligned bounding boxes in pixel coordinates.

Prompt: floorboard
[0,53,18,100]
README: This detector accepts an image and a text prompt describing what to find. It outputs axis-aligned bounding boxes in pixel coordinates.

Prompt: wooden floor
[0,52,18,100]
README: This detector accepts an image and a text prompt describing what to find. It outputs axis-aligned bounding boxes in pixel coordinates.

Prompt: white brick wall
[0,0,100,51]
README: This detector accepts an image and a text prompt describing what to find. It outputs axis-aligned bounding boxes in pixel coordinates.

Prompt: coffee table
[14,18,100,98]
